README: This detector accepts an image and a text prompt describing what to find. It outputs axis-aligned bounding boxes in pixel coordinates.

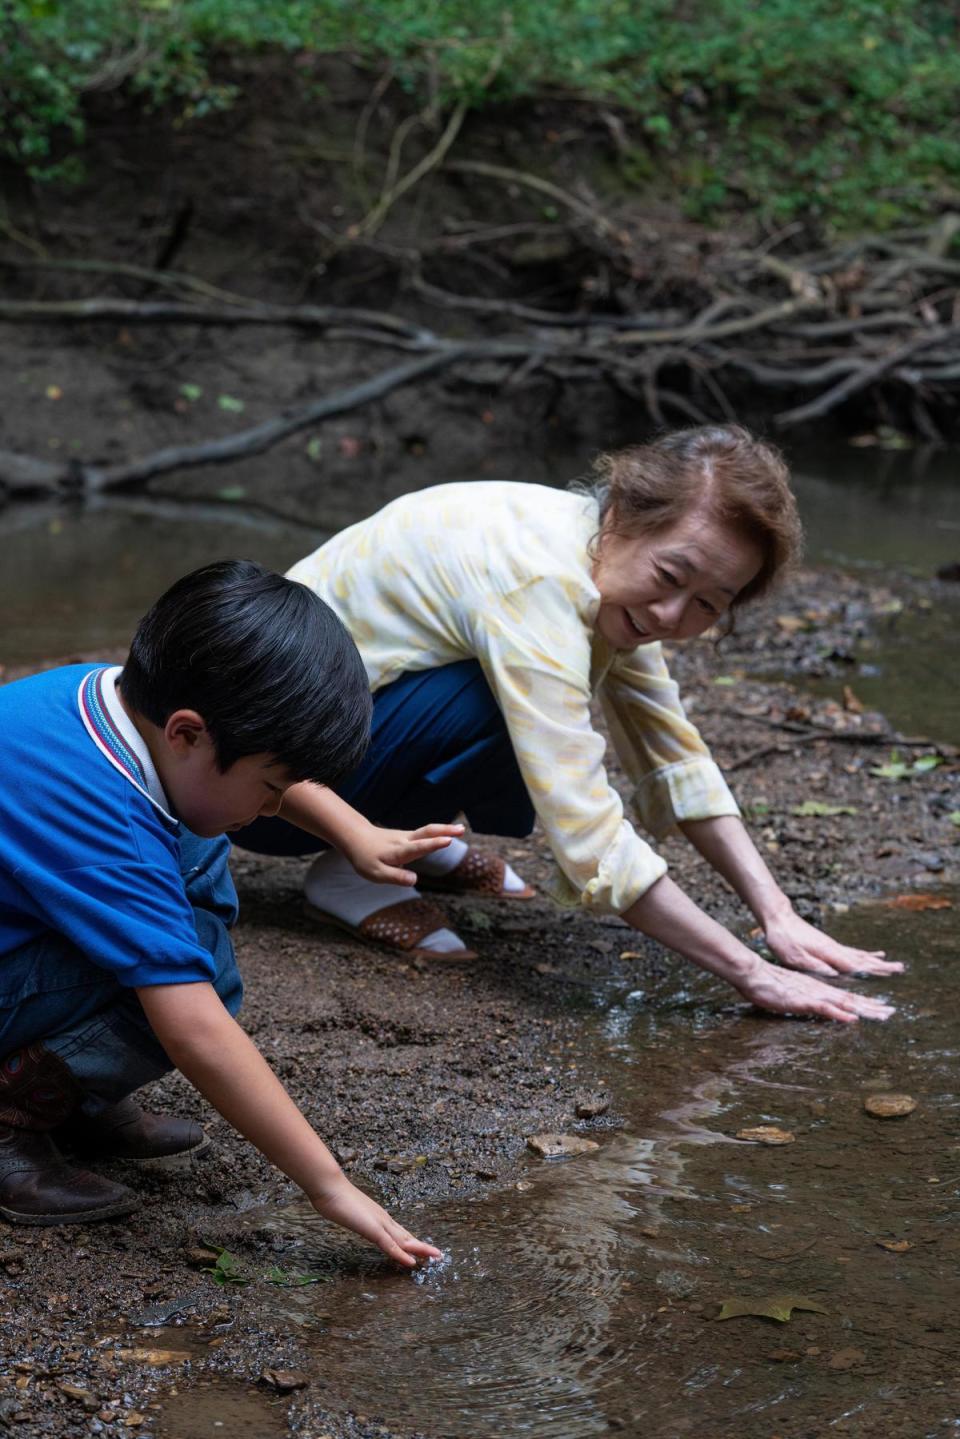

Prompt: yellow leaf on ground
[716,1294,829,1323]
[881,894,952,911]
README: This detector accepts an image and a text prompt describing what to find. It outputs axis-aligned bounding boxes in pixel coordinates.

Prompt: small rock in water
[574,1092,610,1119]
[734,1126,796,1145]
[526,1132,600,1159]
[863,1093,917,1118]
[655,1268,697,1298]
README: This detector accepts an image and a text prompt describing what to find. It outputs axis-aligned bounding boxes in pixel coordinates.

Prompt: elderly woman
[236,425,900,1022]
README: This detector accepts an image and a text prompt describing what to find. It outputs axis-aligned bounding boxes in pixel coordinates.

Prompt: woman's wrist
[753,889,795,929]
[624,874,762,989]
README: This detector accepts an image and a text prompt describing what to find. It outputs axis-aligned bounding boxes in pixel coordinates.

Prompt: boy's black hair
[120,560,371,784]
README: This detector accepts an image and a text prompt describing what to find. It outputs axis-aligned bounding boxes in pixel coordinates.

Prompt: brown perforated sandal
[417,848,535,901]
[304,897,478,963]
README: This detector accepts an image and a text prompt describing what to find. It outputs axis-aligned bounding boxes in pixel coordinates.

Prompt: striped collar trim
[77,667,177,823]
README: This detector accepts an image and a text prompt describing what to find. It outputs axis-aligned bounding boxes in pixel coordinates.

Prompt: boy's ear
[163,709,211,756]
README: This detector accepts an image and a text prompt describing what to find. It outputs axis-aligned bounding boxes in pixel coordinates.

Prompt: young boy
[0,560,447,1266]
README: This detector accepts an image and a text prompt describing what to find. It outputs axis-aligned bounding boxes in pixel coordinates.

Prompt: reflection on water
[1,444,959,667]
[228,896,958,1437]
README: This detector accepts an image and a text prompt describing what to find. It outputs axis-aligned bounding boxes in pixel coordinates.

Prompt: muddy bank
[0,559,956,1438]
[3,52,960,515]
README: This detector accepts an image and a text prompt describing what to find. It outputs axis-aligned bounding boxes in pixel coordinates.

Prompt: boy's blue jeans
[0,831,242,1115]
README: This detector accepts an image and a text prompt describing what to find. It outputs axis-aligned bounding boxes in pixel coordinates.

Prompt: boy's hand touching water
[310,1172,442,1267]
[138,983,440,1269]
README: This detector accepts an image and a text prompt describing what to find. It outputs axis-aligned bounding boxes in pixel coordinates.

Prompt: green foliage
[202,1244,328,1287]
[869,750,943,780]
[3,0,960,229]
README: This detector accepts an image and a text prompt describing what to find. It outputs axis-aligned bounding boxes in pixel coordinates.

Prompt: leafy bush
[3,0,959,230]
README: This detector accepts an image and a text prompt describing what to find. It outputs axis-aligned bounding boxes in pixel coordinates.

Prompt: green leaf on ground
[716,1293,829,1323]
[179,383,202,402]
[713,676,736,686]
[791,801,858,817]
[203,1247,251,1286]
[263,1265,329,1288]
[216,484,246,501]
[217,393,246,413]
[949,812,960,827]
[870,751,942,780]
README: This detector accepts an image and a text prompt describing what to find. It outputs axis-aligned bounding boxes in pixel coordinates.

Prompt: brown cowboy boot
[0,1044,138,1225]
[58,1096,208,1163]
[0,1127,138,1226]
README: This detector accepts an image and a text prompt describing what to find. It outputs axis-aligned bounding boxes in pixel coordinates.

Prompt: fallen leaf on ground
[828,1347,866,1370]
[880,893,952,911]
[716,1293,829,1323]
[776,615,808,633]
[842,685,864,713]
[735,1126,796,1145]
[875,1239,913,1253]
[116,1348,192,1364]
[863,1093,917,1118]
[526,1133,600,1159]
[791,801,858,817]
[871,753,942,780]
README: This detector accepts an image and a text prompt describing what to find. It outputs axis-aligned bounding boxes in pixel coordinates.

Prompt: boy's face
[158,714,296,837]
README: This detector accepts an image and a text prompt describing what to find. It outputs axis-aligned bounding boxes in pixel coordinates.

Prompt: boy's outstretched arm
[137,982,441,1267]
[279,782,463,884]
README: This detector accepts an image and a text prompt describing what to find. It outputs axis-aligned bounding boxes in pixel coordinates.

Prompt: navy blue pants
[235,660,535,858]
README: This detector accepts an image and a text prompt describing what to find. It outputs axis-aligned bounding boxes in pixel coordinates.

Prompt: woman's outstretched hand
[735,956,896,1023]
[310,1173,443,1268]
[345,821,465,885]
[763,910,903,978]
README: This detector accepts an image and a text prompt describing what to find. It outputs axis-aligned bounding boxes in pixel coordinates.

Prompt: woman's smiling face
[593,507,764,650]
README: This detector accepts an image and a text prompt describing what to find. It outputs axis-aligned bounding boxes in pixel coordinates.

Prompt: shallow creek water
[141,896,958,1438]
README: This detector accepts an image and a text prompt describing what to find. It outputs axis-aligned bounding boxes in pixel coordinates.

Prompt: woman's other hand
[763,909,903,978]
[735,955,895,1023]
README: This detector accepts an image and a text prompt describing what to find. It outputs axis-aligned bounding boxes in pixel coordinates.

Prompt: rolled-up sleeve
[600,644,740,840]
[471,578,668,915]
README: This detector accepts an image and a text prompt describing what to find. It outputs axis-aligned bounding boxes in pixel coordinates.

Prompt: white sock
[304,849,466,953]
[414,837,529,894]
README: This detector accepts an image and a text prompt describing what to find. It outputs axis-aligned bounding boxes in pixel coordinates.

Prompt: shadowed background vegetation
[4,0,960,231]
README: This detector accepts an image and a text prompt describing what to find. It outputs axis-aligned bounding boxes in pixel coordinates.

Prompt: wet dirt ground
[0,548,957,1437]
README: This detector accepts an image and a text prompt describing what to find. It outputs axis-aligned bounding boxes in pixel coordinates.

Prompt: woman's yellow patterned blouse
[288,481,740,915]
